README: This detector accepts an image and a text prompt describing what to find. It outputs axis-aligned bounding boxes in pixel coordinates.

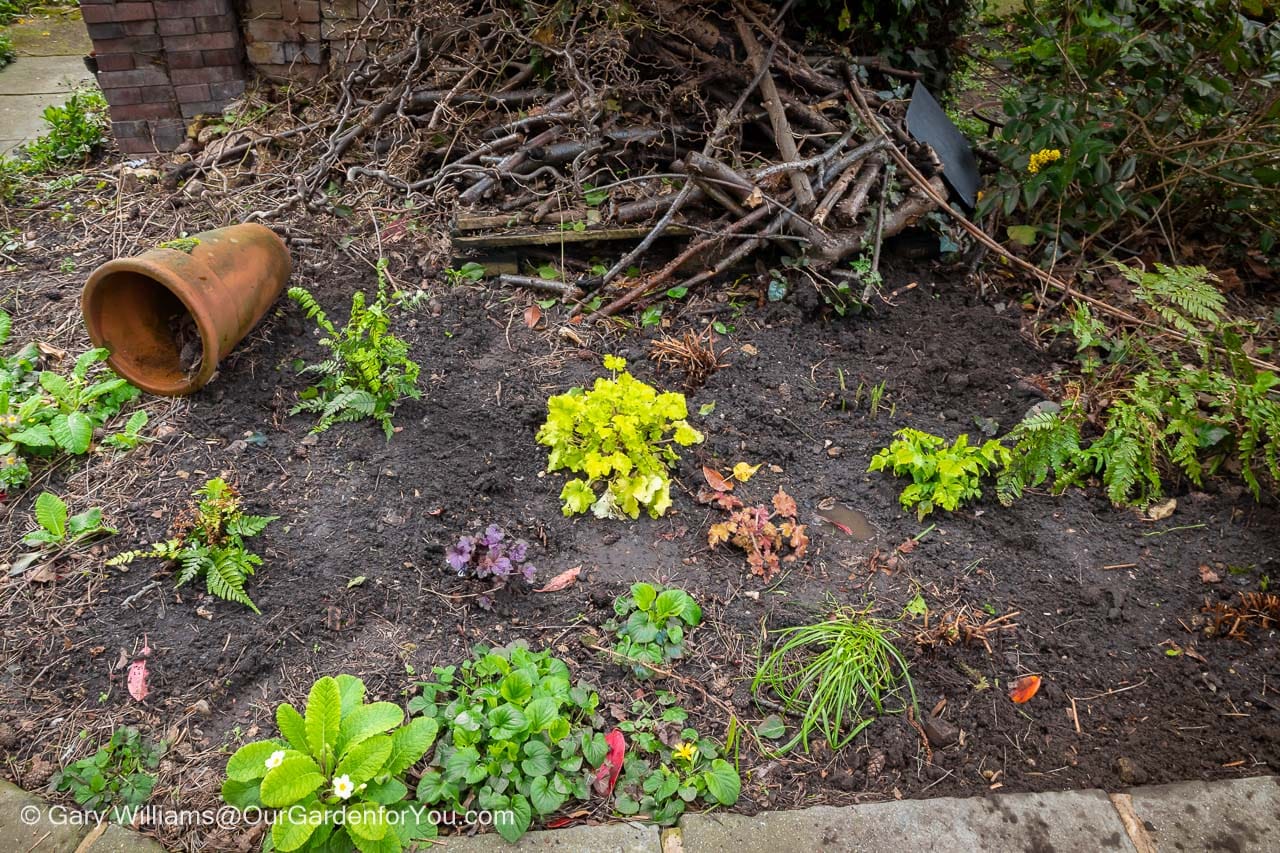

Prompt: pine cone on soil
[25,756,57,788]
[0,721,18,749]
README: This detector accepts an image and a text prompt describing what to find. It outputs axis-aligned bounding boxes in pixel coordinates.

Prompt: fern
[996,404,1085,504]
[107,479,275,613]
[289,259,422,439]
[1125,263,1226,339]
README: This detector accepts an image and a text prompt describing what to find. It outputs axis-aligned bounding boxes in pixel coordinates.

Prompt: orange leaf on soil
[524,304,542,328]
[128,659,149,702]
[535,565,581,593]
[702,466,734,492]
[1009,674,1041,704]
[772,488,797,518]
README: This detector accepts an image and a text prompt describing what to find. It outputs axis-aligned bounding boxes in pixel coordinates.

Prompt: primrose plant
[222,674,439,853]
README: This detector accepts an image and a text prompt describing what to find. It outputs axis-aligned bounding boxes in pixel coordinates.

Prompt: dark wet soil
[2,243,1277,847]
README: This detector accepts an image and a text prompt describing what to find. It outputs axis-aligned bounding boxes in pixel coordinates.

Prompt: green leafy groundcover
[225,644,745,848]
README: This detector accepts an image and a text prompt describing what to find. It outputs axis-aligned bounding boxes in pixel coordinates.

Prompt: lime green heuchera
[222,675,438,852]
[537,356,703,519]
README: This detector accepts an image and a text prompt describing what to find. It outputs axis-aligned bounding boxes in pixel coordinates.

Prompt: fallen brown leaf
[536,565,581,593]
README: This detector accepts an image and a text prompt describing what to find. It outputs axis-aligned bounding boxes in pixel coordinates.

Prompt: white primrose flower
[332,774,355,800]
[265,749,286,770]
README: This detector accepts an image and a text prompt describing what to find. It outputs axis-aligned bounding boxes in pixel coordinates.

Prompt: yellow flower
[1027,148,1063,175]
[673,742,697,762]
[603,354,627,372]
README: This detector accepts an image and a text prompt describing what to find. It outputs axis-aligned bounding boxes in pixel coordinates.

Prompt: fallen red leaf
[702,466,734,493]
[127,659,149,702]
[1198,564,1221,584]
[592,729,626,797]
[536,565,581,593]
[1009,674,1041,704]
[897,538,918,554]
[523,304,542,328]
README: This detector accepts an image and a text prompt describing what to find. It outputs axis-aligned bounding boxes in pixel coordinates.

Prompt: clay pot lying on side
[82,223,291,396]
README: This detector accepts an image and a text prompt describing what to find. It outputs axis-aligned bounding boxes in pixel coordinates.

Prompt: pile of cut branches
[174,0,951,320]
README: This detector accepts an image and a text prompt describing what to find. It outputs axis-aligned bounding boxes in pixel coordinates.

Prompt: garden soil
[2,247,1277,848]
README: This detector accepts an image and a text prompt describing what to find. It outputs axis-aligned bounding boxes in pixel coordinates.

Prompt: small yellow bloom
[1027,148,1063,175]
[673,742,697,762]
[603,354,627,372]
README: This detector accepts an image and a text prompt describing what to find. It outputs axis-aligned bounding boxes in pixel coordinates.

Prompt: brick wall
[83,0,374,152]
[82,0,248,154]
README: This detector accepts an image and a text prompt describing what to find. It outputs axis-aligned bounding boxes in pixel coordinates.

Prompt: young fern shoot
[289,259,425,439]
[108,478,276,613]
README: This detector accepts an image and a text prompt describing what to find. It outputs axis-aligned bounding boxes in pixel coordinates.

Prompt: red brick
[112,102,182,120]
[174,83,211,102]
[114,3,156,22]
[171,65,240,85]
[195,14,238,32]
[121,19,158,36]
[92,35,163,53]
[282,0,320,22]
[94,53,137,72]
[246,18,318,41]
[142,85,176,103]
[155,0,225,17]
[201,48,243,65]
[85,21,125,39]
[245,0,282,17]
[98,67,171,88]
[153,119,188,150]
[162,31,239,51]
[105,86,144,106]
[181,100,225,118]
[80,4,117,24]
[167,50,206,69]
[157,17,195,36]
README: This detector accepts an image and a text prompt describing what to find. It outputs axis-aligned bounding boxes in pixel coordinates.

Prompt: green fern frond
[1125,263,1226,338]
[997,404,1085,505]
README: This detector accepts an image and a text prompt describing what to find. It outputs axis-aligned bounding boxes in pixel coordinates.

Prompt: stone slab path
[0,775,1274,851]
[0,12,93,154]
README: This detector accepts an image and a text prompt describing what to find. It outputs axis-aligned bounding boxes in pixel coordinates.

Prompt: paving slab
[0,779,165,852]
[3,12,92,57]
[0,55,92,153]
[681,790,1137,853]
[434,822,660,852]
[1125,776,1279,852]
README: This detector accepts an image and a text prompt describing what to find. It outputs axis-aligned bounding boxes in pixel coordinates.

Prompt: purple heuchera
[446,526,535,588]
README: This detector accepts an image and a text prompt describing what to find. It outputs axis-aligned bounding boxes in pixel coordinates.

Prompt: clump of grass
[752,607,916,753]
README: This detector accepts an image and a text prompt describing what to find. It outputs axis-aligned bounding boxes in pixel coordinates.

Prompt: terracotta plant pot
[82,224,291,396]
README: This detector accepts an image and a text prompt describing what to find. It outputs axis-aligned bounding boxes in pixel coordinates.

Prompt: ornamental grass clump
[752,608,917,754]
[536,355,703,520]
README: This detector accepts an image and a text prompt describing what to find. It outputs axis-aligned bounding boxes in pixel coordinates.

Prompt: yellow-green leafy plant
[536,356,703,519]
[108,478,276,613]
[869,428,1010,519]
[221,674,439,852]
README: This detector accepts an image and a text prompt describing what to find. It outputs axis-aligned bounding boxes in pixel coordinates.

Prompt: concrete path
[0,11,93,154]
[0,780,164,852]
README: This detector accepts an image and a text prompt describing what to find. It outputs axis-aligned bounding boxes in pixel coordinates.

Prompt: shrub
[407,643,605,842]
[57,727,163,815]
[537,355,703,520]
[108,478,277,613]
[289,259,425,439]
[605,583,702,679]
[0,32,15,68]
[222,675,439,852]
[20,86,110,171]
[869,428,1010,519]
[984,0,1280,260]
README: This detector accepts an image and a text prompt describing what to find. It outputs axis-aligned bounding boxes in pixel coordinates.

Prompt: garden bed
[2,232,1277,850]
